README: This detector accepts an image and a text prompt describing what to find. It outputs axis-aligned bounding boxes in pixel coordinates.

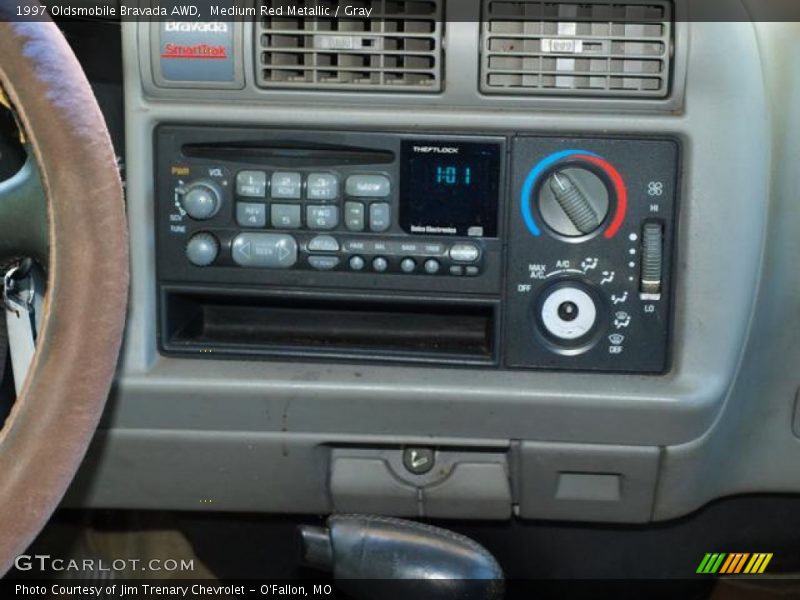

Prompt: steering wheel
[0,18,128,573]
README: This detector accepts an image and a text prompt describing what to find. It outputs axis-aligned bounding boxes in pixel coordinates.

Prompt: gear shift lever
[299,515,504,600]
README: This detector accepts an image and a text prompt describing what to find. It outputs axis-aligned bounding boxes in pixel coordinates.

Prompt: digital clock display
[399,140,501,237]
[435,165,472,186]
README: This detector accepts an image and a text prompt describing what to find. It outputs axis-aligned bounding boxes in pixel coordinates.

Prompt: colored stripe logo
[697,553,773,574]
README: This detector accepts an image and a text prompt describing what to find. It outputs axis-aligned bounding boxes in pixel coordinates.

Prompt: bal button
[372,257,389,273]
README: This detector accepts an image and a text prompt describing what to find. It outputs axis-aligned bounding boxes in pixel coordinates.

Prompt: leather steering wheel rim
[0,17,129,573]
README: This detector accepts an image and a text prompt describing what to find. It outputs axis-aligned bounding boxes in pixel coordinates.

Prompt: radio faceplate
[156,127,504,297]
[156,127,679,373]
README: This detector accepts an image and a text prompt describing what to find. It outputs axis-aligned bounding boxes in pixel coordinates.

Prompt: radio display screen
[399,140,501,237]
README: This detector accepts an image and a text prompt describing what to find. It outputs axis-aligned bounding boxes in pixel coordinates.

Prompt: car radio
[156,126,679,373]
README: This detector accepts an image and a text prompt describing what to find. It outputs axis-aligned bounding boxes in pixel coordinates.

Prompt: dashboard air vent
[480,0,672,98]
[256,0,443,92]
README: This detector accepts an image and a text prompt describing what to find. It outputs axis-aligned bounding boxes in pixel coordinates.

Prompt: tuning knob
[180,180,221,220]
[185,232,219,267]
[538,167,610,237]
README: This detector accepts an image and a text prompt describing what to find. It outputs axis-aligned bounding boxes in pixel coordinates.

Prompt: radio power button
[181,180,222,221]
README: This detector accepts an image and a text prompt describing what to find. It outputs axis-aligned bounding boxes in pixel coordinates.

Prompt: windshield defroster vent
[480,0,672,98]
[256,0,443,92]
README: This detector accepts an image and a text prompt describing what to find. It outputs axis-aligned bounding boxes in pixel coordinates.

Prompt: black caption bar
[8,579,800,600]
[2,0,800,22]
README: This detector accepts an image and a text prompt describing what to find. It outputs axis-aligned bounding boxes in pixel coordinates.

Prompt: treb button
[425,259,441,275]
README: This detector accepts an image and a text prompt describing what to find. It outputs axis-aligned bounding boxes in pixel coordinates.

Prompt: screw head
[402,447,435,475]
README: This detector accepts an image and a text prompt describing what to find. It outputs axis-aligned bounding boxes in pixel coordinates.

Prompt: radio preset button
[271,204,302,229]
[400,258,416,273]
[465,266,480,277]
[236,202,267,228]
[425,259,441,275]
[185,232,219,267]
[307,235,340,253]
[369,202,391,232]
[236,170,267,198]
[449,265,464,276]
[307,205,339,230]
[308,255,340,271]
[449,243,481,263]
[349,256,366,271]
[232,233,298,269]
[271,172,302,199]
[307,173,339,200]
[344,201,365,232]
[372,257,389,273]
[346,174,391,198]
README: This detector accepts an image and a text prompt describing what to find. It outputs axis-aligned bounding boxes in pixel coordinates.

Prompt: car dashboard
[47,4,800,528]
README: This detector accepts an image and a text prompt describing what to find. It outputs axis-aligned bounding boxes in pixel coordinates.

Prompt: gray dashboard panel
[653,21,800,520]
[65,15,779,523]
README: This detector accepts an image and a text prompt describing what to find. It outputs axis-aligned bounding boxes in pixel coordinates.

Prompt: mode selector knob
[536,281,602,353]
[181,180,222,220]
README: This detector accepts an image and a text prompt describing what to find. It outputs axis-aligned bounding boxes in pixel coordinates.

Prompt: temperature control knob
[538,168,609,237]
[180,180,222,221]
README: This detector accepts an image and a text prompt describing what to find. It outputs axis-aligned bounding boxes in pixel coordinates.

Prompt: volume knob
[181,181,221,220]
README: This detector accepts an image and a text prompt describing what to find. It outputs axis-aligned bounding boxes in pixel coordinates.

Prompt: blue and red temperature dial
[521,149,628,239]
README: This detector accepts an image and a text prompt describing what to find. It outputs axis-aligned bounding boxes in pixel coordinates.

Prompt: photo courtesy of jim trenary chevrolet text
[3,1,800,599]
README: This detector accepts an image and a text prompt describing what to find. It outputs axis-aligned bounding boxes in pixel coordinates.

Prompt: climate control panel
[505,137,679,373]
